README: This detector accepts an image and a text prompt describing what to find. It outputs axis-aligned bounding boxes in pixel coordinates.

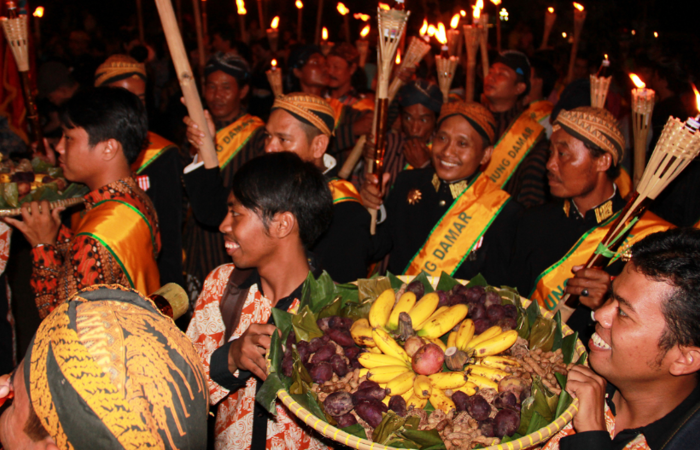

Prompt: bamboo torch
[266,16,279,52]
[447,13,461,58]
[369,5,410,234]
[540,7,556,50]
[296,1,303,42]
[590,54,611,108]
[566,2,586,84]
[553,101,700,322]
[191,0,206,83]
[463,23,481,102]
[320,26,333,55]
[478,11,490,79]
[256,0,265,35]
[236,0,248,43]
[630,74,655,188]
[314,0,324,44]
[436,29,459,103]
[356,24,370,68]
[491,0,501,52]
[265,59,283,97]
[337,2,350,43]
[154,0,218,169]
[1,3,46,155]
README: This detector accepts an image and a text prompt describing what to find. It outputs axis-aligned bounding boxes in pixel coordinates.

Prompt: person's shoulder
[203,263,236,286]
[395,167,433,186]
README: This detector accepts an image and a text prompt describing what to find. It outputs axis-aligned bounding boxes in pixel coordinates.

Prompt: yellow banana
[466,364,508,382]
[452,381,478,396]
[407,392,428,409]
[426,337,447,352]
[413,375,432,399]
[415,306,449,329]
[401,388,415,403]
[467,374,499,390]
[407,292,440,330]
[386,292,417,330]
[428,372,468,390]
[429,388,456,414]
[368,346,383,354]
[479,355,521,370]
[456,319,476,351]
[366,365,412,383]
[417,304,469,338]
[465,325,502,349]
[386,371,416,396]
[350,318,376,347]
[372,328,411,363]
[471,330,519,357]
[369,289,396,328]
[382,396,390,406]
[358,353,410,369]
[447,331,458,349]
[359,368,369,378]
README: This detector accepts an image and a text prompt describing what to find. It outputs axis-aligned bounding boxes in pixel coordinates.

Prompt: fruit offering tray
[258,272,587,450]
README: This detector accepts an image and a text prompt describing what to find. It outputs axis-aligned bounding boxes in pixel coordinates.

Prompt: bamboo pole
[479,16,489,79]
[631,87,655,188]
[314,0,325,44]
[191,0,206,84]
[463,25,481,102]
[540,8,556,50]
[202,0,209,44]
[154,0,219,169]
[256,0,265,36]
[566,6,586,84]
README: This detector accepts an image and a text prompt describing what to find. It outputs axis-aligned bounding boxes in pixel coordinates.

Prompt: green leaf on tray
[47,166,64,179]
[387,271,404,290]
[500,433,523,443]
[299,271,336,314]
[340,297,373,321]
[516,304,531,339]
[562,332,579,365]
[2,182,18,208]
[401,429,445,449]
[436,271,460,292]
[412,272,434,293]
[59,182,89,199]
[526,300,541,327]
[464,273,488,288]
[335,282,359,304]
[372,411,407,444]
[576,351,588,366]
[267,329,283,376]
[533,376,559,416]
[552,311,564,352]
[289,348,313,395]
[357,276,393,302]
[292,305,323,343]
[290,391,326,422]
[341,423,367,440]
[497,286,521,306]
[424,400,435,412]
[317,295,343,320]
[529,316,557,352]
[526,411,550,436]
[256,372,286,415]
[271,308,293,338]
[554,372,573,418]
[31,157,53,174]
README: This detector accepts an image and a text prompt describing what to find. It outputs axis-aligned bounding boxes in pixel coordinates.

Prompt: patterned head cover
[23,284,209,449]
[272,92,335,137]
[94,55,147,87]
[437,101,497,147]
[398,80,443,115]
[205,51,251,85]
[328,42,360,66]
[494,50,531,96]
[553,106,625,166]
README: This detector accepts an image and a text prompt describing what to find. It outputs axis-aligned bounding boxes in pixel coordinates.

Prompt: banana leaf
[562,332,580,365]
[464,273,488,288]
[340,297,373,321]
[317,295,343,319]
[291,305,323,343]
[0,194,7,208]
[401,429,444,450]
[267,328,284,376]
[576,351,588,365]
[500,432,523,443]
[335,282,359,303]
[436,271,460,292]
[373,411,407,444]
[529,316,557,352]
[341,423,367,440]
[289,348,313,395]
[496,286,521,306]
[387,271,404,290]
[31,157,53,174]
[47,167,63,178]
[358,276,393,302]
[532,376,559,415]
[411,272,434,293]
[552,311,564,352]
[257,372,286,415]
[526,300,540,328]
[271,308,293,338]
[2,182,18,207]
[525,411,550,435]
[291,391,326,421]
[59,183,89,199]
[554,372,573,418]
[300,271,336,314]
[516,385,554,436]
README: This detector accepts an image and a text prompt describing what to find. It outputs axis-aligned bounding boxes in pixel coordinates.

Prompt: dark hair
[25,404,50,442]
[530,56,558,99]
[297,120,322,144]
[583,141,621,180]
[631,228,700,352]
[232,152,333,247]
[59,87,148,165]
[212,25,237,47]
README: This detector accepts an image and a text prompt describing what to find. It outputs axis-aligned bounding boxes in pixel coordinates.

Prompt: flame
[427,24,437,37]
[236,0,247,15]
[573,2,584,12]
[378,3,391,10]
[295,1,303,8]
[604,54,608,61]
[548,7,554,13]
[360,24,370,38]
[337,3,349,15]
[562,31,567,38]
[322,27,328,40]
[629,73,645,89]
[693,84,700,113]
[436,22,447,45]
[631,29,636,35]
[473,0,483,20]
[354,13,370,21]
[271,59,278,68]
[460,10,467,16]
[271,16,279,29]
[654,31,659,38]
[33,6,44,17]
[450,14,460,29]
[419,19,428,36]
[491,0,501,5]
[396,50,401,64]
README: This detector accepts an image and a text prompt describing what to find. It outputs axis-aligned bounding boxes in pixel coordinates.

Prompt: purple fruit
[437,290,450,308]
[352,386,388,405]
[479,418,496,437]
[494,408,520,438]
[483,291,501,308]
[465,394,491,421]
[297,340,311,363]
[503,304,518,320]
[308,337,324,353]
[463,286,486,304]
[324,391,354,416]
[449,293,468,306]
[388,395,407,417]
[498,317,517,331]
[407,280,425,299]
[493,391,519,411]
[358,380,381,391]
[335,412,357,428]
[286,331,296,349]
[487,304,505,322]
[281,354,294,377]
[355,399,387,428]
[343,346,360,359]
[321,334,331,343]
[330,316,354,330]
[327,328,355,347]
[473,318,492,334]
[329,354,349,376]
[317,317,332,332]
[451,390,470,412]
[311,343,336,364]
[469,303,488,321]
[350,357,363,370]
[309,362,333,383]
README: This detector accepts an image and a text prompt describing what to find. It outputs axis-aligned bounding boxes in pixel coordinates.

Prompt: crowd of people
[1,2,700,449]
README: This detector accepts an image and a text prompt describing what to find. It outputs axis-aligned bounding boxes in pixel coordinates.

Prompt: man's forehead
[206,71,239,85]
[614,262,674,314]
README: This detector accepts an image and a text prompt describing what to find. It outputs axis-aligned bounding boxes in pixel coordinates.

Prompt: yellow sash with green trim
[130,132,177,174]
[215,114,265,169]
[405,174,511,277]
[484,100,552,188]
[530,210,672,310]
[328,178,361,204]
[351,98,375,112]
[327,98,346,130]
[614,167,633,199]
[75,199,160,295]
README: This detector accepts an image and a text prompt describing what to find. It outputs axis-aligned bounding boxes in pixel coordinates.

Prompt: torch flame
[396,50,401,64]
[562,32,567,38]
[604,54,608,61]
[354,13,370,21]
[548,7,554,13]
[450,14,460,29]
[295,1,303,8]
[573,2,584,12]
[491,0,502,5]
[33,6,44,17]
[630,73,645,89]
[337,3,349,15]
[473,0,483,20]
[378,3,390,10]
[436,22,447,45]
[272,59,278,68]
[236,0,247,15]
[360,24,370,38]
[427,24,437,37]
[460,10,467,16]
[271,16,279,29]
[420,19,428,36]
[322,27,328,40]
[693,84,700,114]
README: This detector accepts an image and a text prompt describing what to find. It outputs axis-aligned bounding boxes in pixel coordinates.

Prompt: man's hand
[352,111,373,137]
[0,373,11,399]
[3,201,63,247]
[360,173,391,210]
[181,97,216,152]
[403,138,431,169]
[565,266,612,310]
[227,324,278,381]
[566,365,608,433]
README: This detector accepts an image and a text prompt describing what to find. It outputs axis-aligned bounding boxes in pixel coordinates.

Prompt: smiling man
[361,101,522,281]
[3,88,160,318]
[542,228,700,450]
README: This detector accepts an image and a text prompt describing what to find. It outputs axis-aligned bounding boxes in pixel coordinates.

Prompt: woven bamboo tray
[0,197,84,217]
[277,276,585,450]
